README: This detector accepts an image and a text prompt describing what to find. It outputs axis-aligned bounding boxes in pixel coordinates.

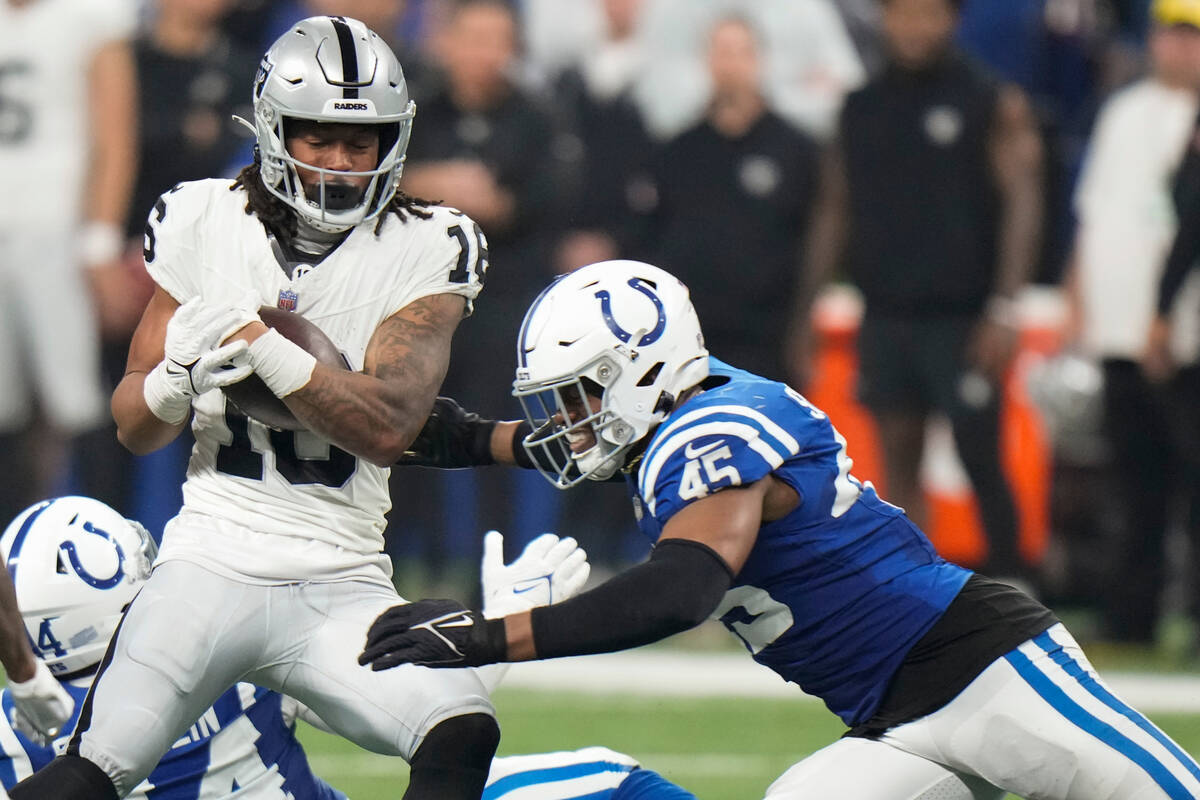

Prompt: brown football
[222,306,347,430]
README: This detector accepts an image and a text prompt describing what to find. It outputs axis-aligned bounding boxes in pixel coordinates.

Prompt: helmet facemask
[257,110,414,233]
[512,261,710,490]
[516,357,643,488]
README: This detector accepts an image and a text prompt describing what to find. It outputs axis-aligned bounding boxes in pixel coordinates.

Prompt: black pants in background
[1101,359,1200,642]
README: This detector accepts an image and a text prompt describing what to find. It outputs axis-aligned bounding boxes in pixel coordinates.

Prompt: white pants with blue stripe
[484,748,640,799]
[765,624,1200,799]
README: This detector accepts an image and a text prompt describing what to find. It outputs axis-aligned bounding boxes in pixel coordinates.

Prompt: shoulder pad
[639,389,809,522]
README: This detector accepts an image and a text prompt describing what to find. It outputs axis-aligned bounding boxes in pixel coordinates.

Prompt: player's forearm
[993,175,1041,302]
[281,365,433,467]
[797,144,849,315]
[220,318,438,466]
[283,293,465,465]
[86,40,138,230]
[512,540,734,661]
[990,88,1043,301]
[490,420,523,465]
[0,572,36,682]
[1158,203,1200,314]
[112,372,189,454]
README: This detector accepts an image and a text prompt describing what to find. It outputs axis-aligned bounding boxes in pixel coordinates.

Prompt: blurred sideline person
[1065,0,1200,644]
[1146,1,1200,650]
[630,0,865,141]
[797,0,1043,581]
[83,0,264,517]
[9,16,498,800]
[370,261,1200,799]
[0,0,137,526]
[0,496,346,798]
[549,0,655,274]
[648,14,818,382]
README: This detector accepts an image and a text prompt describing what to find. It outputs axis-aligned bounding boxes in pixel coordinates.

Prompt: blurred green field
[297,687,1200,799]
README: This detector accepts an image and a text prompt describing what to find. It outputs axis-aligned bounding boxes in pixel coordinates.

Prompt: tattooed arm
[232,293,466,467]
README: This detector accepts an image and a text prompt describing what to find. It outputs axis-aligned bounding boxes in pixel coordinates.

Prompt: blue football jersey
[632,359,971,726]
[0,682,344,799]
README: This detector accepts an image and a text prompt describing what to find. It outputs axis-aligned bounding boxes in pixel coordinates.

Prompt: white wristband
[8,659,56,698]
[248,329,317,398]
[142,360,192,424]
[80,221,124,267]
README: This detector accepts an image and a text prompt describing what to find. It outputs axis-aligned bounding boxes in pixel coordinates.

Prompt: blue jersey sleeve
[637,382,807,525]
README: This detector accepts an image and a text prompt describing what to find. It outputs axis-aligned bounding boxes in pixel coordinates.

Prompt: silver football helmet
[243,16,416,232]
[513,261,710,487]
[1,497,157,676]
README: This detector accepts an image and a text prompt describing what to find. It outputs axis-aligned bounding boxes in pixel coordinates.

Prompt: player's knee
[9,754,118,800]
[403,712,500,800]
[412,712,500,769]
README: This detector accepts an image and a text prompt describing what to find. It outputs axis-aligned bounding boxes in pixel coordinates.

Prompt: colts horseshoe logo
[59,521,126,590]
[595,278,667,347]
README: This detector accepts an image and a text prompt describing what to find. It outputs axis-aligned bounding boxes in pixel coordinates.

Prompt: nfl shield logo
[277,289,298,312]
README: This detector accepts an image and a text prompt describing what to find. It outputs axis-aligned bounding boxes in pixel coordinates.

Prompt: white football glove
[143,297,259,423]
[480,530,590,619]
[9,660,74,747]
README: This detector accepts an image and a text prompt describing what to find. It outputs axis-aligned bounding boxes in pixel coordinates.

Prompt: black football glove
[358,599,508,671]
[398,396,497,469]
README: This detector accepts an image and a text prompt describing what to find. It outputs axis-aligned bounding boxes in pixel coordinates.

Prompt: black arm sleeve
[1159,206,1200,314]
[397,397,495,469]
[528,538,735,659]
[1161,124,1200,314]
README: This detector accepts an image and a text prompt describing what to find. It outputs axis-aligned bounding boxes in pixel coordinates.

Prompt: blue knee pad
[613,768,698,800]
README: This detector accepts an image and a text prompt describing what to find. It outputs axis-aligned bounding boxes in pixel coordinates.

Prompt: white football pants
[766,624,1200,800]
[71,560,494,797]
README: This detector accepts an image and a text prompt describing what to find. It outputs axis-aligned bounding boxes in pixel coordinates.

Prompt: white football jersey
[0,0,136,229]
[144,179,486,581]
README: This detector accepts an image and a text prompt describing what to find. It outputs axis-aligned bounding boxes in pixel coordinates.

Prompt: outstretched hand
[359,599,506,671]
[360,532,590,671]
[481,530,589,618]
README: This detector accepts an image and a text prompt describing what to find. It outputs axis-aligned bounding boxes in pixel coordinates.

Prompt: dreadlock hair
[230,160,437,240]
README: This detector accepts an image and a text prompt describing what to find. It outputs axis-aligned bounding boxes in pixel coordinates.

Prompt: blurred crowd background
[3,0,1199,658]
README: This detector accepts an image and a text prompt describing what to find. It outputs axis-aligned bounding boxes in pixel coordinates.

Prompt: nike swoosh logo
[684,439,725,460]
[415,611,476,658]
[512,575,552,595]
[435,614,476,629]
